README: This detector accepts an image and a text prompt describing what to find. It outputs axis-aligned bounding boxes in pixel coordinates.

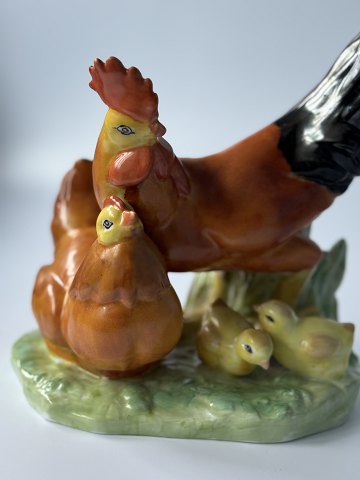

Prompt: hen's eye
[266,315,274,323]
[102,219,113,230]
[116,125,135,135]
[243,344,253,354]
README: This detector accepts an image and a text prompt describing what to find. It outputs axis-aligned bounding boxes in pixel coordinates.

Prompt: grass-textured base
[12,330,360,443]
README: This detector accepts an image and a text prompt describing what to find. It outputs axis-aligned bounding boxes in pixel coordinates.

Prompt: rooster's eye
[116,125,135,135]
[102,219,113,230]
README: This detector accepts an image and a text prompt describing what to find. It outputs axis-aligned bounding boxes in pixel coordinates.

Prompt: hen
[61,196,183,377]
[32,160,99,356]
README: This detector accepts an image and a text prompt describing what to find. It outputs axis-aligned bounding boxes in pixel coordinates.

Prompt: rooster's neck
[93,125,161,208]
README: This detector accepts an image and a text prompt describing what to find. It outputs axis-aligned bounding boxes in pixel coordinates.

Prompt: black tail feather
[276,33,360,193]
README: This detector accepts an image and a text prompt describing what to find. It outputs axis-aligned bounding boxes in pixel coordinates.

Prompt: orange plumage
[32,160,99,353]
[90,36,360,273]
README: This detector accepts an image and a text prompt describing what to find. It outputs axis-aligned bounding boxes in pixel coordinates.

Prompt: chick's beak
[259,360,270,370]
[253,304,261,313]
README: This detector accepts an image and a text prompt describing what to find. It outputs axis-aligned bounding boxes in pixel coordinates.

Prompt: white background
[1,1,360,479]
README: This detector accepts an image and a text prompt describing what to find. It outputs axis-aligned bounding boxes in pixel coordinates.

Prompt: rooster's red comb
[89,57,165,135]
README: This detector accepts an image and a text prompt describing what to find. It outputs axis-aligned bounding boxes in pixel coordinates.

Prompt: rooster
[89,34,360,273]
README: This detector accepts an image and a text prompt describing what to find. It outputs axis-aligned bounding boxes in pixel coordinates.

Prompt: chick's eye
[243,344,253,354]
[116,125,135,135]
[266,315,274,323]
[102,219,113,230]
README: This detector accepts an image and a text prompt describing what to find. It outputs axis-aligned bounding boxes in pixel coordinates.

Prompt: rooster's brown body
[89,34,360,273]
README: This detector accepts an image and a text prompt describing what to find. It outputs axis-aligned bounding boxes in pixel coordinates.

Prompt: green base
[12,330,360,443]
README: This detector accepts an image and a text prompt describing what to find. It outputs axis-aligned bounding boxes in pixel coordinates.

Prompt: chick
[60,196,183,377]
[197,299,273,376]
[256,300,355,380]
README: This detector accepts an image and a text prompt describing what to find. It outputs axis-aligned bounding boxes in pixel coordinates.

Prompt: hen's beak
[120,211,137,226]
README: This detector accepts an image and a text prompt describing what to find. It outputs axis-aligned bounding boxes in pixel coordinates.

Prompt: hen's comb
[89,57,165,135]
[103,195,128,211]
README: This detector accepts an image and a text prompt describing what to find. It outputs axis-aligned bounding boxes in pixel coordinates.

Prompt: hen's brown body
[61,205,183,377]
[32,160,99,352]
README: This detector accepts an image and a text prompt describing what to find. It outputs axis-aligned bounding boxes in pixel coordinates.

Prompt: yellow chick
[197,299,273,376]
[255,300,355,380]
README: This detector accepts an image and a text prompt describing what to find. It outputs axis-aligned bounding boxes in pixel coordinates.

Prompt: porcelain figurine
[255,300,355,380]
[32,160,99,359]
[61,195,183,377]
[197,299,273,376]
[89,33,360,273]
[12,33,360,443]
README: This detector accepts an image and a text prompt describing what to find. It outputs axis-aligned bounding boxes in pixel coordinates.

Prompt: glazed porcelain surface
[14,32,360,442]
[12,329,360,442]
